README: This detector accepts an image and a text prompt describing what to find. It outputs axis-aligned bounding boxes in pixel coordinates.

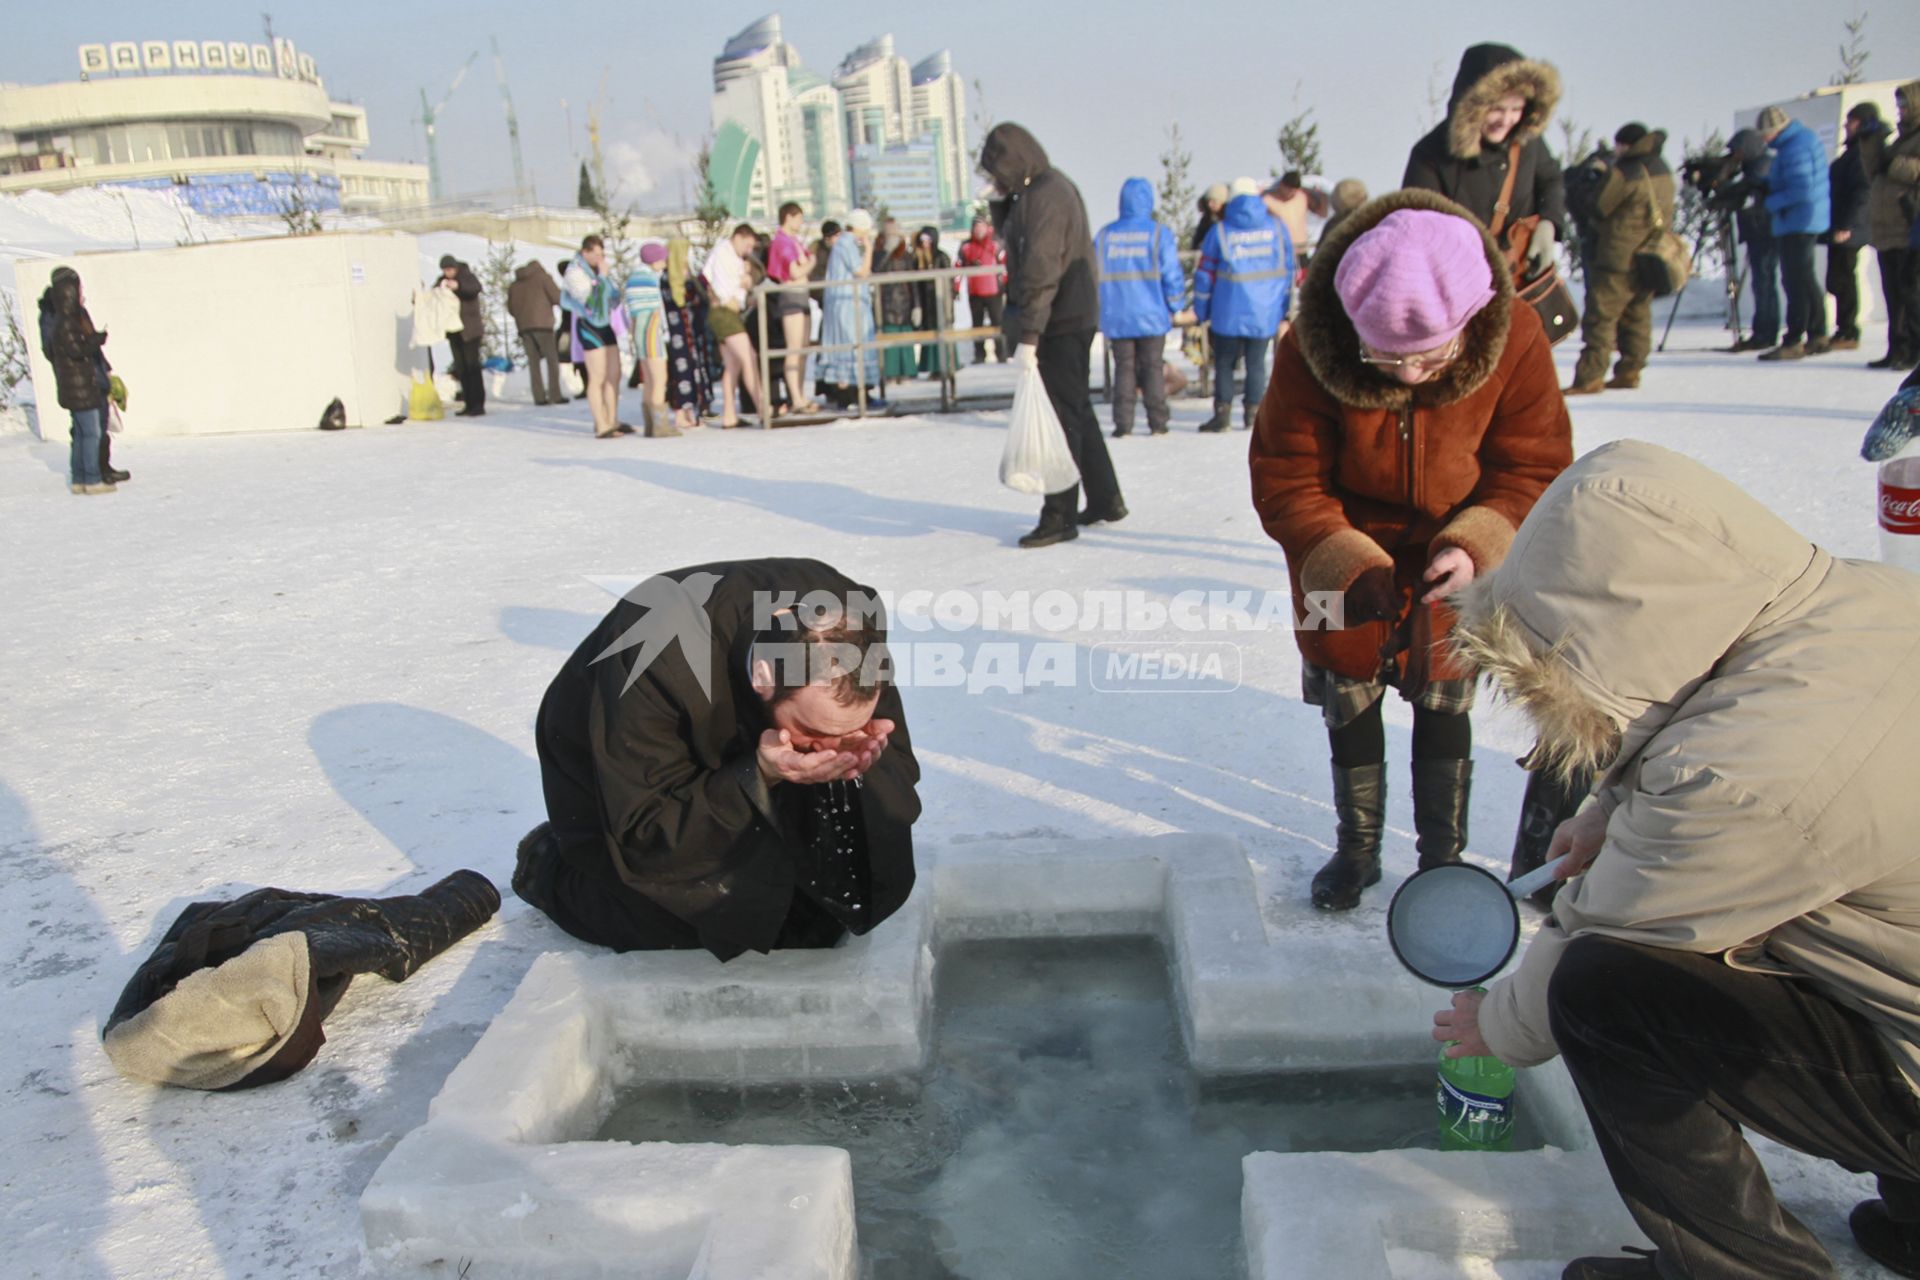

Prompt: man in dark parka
[979,122,1126,548]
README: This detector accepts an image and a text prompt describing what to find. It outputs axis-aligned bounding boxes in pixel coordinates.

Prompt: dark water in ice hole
[598,937,1540,1279]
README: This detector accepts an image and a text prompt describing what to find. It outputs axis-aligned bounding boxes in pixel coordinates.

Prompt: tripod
[1658,211,1743,353]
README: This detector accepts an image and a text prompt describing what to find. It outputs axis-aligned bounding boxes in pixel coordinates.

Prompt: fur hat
[1334,209,1495,354]
[1229,176,1260,198]
[845,209,874,234]
[1756,106,1790,134]
[1203,182,1229,205]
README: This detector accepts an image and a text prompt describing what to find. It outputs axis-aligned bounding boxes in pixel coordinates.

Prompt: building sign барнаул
[77,38,320,85]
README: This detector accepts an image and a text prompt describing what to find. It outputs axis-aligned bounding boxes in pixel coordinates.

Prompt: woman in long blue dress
[816,209,883,409]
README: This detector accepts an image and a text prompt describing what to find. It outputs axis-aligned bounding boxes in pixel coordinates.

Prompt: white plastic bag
[488,370,507,399]
[999,362,1080,495]
[433,372,459,402]
[560,364,586,398]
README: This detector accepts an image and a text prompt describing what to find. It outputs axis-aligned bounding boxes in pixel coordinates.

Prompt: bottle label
[1881,482,1920,535]
[1438,1075,1514,1145]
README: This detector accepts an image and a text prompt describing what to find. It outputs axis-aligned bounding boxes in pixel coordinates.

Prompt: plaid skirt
[1301,661,1476,730]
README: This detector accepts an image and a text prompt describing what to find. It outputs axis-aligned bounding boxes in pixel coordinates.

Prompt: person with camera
[1755,105,1832,362]
[1566,124,1674,395]
[1705,130,1782,353]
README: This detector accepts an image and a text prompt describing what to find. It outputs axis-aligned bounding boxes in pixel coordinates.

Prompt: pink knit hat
[1334,210,1494,354]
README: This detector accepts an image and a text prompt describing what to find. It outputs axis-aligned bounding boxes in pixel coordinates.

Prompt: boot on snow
[1311,762,1386,910]
[1412,758,1472,871]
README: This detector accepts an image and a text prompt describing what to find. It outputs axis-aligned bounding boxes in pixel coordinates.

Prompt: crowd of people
[40,42,1920,1280]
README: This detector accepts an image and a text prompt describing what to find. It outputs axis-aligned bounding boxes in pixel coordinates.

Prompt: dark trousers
[1211,333,1270,424]
[1777,233,1826,345]
[970,293,1004,361]
[1109,333,1169,435]
[1827,242,1862,340]
[1549,935,1920,1278]
[516,825,844,955]
[1745,236,1780,345]
[1882,247,1920,361]
[447,331,486,411]
[519,328,563,404]
[1037,328,1121,523]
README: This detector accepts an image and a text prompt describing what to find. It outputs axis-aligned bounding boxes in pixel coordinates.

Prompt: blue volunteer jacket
[1765,118,1831,237]
[1095,177,1186,340]
[1193,194,1293,339]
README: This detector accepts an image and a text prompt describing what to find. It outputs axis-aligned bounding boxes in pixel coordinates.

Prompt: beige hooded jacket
[1453,441,1920,1088]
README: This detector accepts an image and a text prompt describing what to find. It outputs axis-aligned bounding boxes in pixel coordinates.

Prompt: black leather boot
[99,436,129,484]
[1311,762,1385,910]
[1851,1200,1920,1278]
[1509,766,1590,907]
[1412,758,1472,870]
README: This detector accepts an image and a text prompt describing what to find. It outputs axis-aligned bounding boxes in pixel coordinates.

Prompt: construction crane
[585,68,611,196]
[490,36,531,205]
[419,51,478,204]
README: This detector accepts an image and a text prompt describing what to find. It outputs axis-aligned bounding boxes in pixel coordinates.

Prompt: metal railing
[739,244,1297,425]
[748,261,1027,426]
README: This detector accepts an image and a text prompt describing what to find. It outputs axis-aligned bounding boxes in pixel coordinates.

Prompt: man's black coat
[535,558,919,960]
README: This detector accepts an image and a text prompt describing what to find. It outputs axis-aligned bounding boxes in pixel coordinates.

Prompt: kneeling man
[1435,441,1920,1279]
[516,558,919,961]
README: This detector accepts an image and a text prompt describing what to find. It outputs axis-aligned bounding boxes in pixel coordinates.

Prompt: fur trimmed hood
[1293,187,1514,411]
[1448,440,1826,784]
[1445,44,1561,161]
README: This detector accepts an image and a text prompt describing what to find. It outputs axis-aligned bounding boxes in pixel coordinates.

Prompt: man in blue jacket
[1193,180,1293,432]
[1757,106,1832,360]
[1096,178,1188,437]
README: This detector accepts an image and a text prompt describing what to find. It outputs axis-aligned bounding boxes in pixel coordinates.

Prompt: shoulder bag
[1489,144,1579,344]
[1631,171,1692,297]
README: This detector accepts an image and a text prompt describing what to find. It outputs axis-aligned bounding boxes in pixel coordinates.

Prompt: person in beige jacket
[1433,440,1920,1280]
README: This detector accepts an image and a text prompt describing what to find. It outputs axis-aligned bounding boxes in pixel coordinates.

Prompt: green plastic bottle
[1437,990,1516,1151]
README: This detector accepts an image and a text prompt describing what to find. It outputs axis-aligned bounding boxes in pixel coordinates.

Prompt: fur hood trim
[1447,586,1621,783]
[1448,58,1562,161]
[1293,187,1514,411]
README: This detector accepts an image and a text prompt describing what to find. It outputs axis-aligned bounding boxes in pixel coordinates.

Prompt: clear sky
[5,1,1915,221]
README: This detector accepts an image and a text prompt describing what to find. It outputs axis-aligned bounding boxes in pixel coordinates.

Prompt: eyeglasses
[1359,336,1462,373]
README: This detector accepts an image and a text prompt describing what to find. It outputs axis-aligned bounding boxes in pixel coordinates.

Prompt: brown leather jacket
[1249,188,1573,682]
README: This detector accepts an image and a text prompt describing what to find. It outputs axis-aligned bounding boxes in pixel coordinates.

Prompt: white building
[909,51,968,220]
[0,35,427,216]
[832,35,913,150]
[709,15,969,228]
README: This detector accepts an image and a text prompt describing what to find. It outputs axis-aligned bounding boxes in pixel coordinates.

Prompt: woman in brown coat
[1249,189,1572,910]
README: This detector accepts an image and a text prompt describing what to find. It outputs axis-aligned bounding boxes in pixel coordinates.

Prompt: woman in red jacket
[1249,190,1572,910]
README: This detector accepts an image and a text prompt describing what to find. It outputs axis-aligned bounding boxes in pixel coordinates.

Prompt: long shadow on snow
[0,779,120,1278]
[539,455,1286,566]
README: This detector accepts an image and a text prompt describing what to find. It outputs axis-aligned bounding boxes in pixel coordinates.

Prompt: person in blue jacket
[1757,105,1832,360]
[1193,182,1294,432]
[1096,177,1188,437]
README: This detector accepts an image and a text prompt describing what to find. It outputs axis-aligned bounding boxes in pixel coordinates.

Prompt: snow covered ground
[1,204,1909,1280]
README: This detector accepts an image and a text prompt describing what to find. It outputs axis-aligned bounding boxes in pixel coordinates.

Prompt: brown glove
[1343,564,1400,626]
